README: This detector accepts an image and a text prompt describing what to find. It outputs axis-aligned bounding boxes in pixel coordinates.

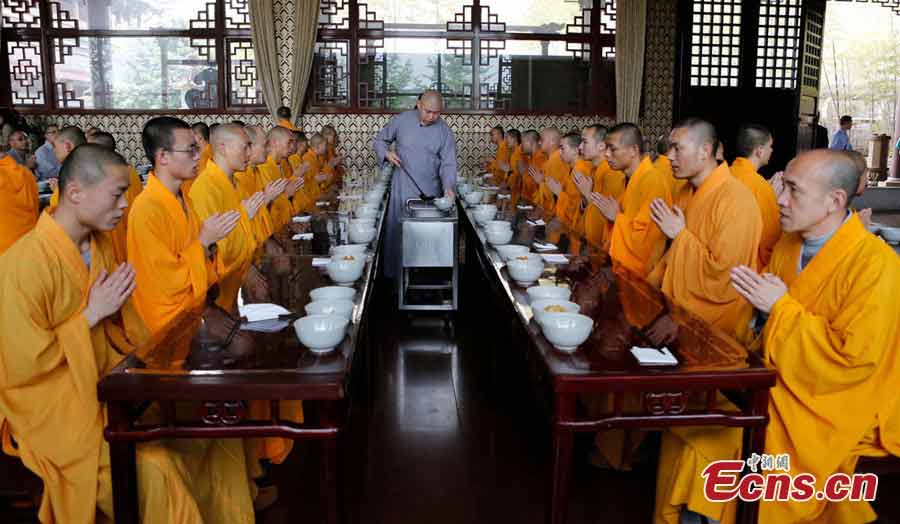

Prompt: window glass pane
[228,39,262,106]
[357,37,472,110]
[480,0,586,34]
[312,41,351,106]
[362,0,458,33]
[479,40,591,112]
[51,0,216,31]
[54,37,217,110]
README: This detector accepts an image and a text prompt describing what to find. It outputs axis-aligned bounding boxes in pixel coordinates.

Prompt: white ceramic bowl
[485,220,511,232]
[530,299,581,325]
[486,228,513,246]
[474,203,498,215]
[880,226,900,243]
[507,257,545,287]
[356,206,379,219]
[310,286,356,302]
[434,197,453,211]
[350,218,376,229]
[304,299,355,319]
[464,191,484,205]
[331,244,368,258]
[364,192,382,205]
[526,285,572,303]
[326,258,366,285]
[349,225,377,244]
[540,313,593,353]
[494,244,530,261]
[457,183,472,195]
[473,207,497,225]
[294,314,350,353]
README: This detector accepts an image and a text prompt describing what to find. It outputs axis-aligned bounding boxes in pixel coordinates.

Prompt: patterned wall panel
[643,0,678,147]
[274,0,295,107]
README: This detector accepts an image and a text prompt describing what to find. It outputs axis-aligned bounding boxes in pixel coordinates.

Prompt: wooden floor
[2,269,900,522]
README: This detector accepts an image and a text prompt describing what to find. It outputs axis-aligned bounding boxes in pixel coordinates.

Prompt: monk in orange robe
[575,124,626,249]
[48,126,86,207]
[504,129,524,198]
[189,125,266,312]
[302,133,333,202]
[192,122,212,174]
[591,123,671,277]
[321,124,345,181]
[276,105,296,131]
[530,127,567,212]
[258,127,307,229]
[236,126,288,242]
[654,135,693,211]
[88,131,144,264]
[0,149,38,254]
[731,123,782,268]
[482,126,509,185]
[0,144,254,524]
[518,129,542,201]
[554,132,589,228]
[128,116,240,337]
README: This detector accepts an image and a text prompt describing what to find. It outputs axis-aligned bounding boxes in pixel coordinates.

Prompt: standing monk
[276,106,296,131]
[128,116,240,337]
[0,144,254,524]
[591,123,671,277]
[575,124,626,249]
[731,124,782,268]
[375,89,458,280]
[189,125,266,312]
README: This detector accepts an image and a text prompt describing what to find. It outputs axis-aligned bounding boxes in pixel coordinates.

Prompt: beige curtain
[615,0,648,124]
[290,0,321,118]
[249,0,284,119]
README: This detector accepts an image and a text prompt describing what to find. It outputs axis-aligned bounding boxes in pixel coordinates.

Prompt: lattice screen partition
[755,0,801,89]
[689,0,743,87]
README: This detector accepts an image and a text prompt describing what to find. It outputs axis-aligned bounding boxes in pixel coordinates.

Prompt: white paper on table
[528,219,547,227]
[240,318,291,333]
[533,241,557,251]
[292,233,313,241]
[312,257,332,267]
[238,303,291,323]
[541,254,569,264]
[483,185,500,191]
[338,194,362,200]
[630,346,678,366]
[292,215,312,223]
[316,201,329,207]
[497,194,511,200]
[517,204,534,210]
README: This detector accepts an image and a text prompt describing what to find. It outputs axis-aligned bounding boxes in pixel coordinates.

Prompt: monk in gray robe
[374,90,458,279]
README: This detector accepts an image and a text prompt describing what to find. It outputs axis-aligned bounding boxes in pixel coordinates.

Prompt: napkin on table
[630,346,678,366]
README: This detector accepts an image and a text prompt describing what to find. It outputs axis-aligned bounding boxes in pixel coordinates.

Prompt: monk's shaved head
[607,123,645,153]
[211,123,247,146]
[562,133,581,150]
[245,125,265,143]
[57,126,86,147]
[541,127,561,146]
[58,144,129,194]
[736,124,772,158]
[277,106,291,120]
[88,131,116,150]
[192,122,210,142]
[309,133,325,148]
[420,90,443,107]
[210,124,250,173]
[672,117,718,156]
[817,151,861,206]
[780,150,861,235]
[655,134,670,156]
[417,90,444,126]
[267,125,296,161]
[843,150,868,196]
[267,125,293,143]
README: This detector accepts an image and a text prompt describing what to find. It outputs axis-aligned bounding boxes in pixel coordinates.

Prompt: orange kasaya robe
[730,157,782,269]
[555,158,593,229]
[581,160,626,249]
[277,118,297,131]
[188,161,258,312]
[180,143,212,197]
[655,154,693,210]
[654,213,900,524]
[326,143,345,181]
[521,149,546,202]
[284,155,315,215]
[128,174,217,337]
[506,145,524,197]
[235,165,274,243]
[257,156,297,230]
[488,140,510,185]
[0,154,38,255]
[301,149,326,203]
[533,149,567,212]
[0,211,256,524]
[608,156,672,277]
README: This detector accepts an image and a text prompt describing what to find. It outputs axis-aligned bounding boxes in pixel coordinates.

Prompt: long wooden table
[459,194,776,524]
[98,189,388,524]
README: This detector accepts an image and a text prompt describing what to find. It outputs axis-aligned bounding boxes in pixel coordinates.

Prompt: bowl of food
[349,225,377,244]
[304,299,355,319]
[294,314,350,353]
[331,244,368,258]
[326,257,366,286]
[485,220,511,232]
[310,286,356,302]
[880,226,900,244]
[526,285,572,303]
[530,299,581,325]
[506,257,545,287]
[434,197,454,211]
[494,244,530,261]
[473,206,497,226]
[464,191,484,206]
[486,228,513,246]
[540,313,593,353]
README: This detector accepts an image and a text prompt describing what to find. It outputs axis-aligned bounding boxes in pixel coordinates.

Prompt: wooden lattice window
[802,7,823,93]
[313,0,613,114]
[689,0,742,88]
[1,0,263,112]
[755,0,801,89]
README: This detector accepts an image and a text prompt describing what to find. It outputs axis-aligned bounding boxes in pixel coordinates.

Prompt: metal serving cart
[398,199,459,311]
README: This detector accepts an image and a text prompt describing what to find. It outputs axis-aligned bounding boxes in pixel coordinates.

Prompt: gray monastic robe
[374,109,458,279]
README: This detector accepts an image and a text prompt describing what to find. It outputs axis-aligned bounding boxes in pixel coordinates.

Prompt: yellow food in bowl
[515,255,530,261]
[544,304,567,313]
[342,255,355,261]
